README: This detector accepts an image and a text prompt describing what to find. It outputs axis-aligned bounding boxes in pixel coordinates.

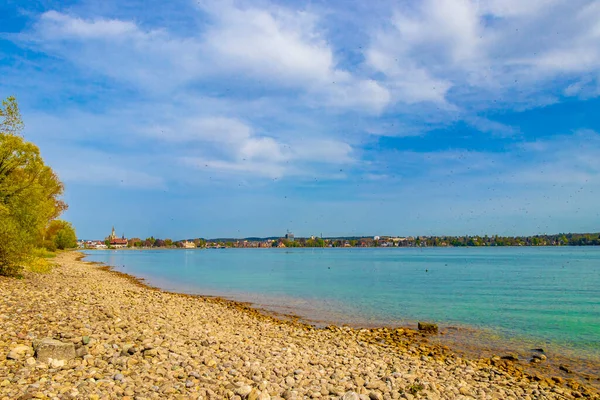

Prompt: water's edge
[79,251,600,386]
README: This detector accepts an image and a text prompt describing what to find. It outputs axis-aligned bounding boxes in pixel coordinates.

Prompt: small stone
[75,345,88,358]
[257,391,271,400]
[82,336,90,345]
[0,379,10,387]
[459,387,471,396]
[114,373,124,381]
[248,388,261,400]
[26,357,36,366]
[340,391,360,400]
[49,358,65,368]
[204,358,217,367]
[143,348,158,357]
[559,365,572,373]
[186,380,194,388]
[368,392,383,400]
[7,344,33,360]
[235,385,252,397]
[532,353,547,361]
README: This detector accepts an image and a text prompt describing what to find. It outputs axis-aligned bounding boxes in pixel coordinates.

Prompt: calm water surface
[83,247,600,361]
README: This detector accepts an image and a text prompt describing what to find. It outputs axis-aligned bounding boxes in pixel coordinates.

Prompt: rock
[114,373,125,381]
[7,344,33,360]
[257,391,271,400]
[82,336,90,345]
[282,389,298,399]
[34,338,76,363]
[459,386,471,396]
[235,385,252,397]
[340,391,360,400]
[532,353,547,361]
[49,358,65,368]
[417,322,438,334]
[75,345,88,358]
[559,364,572,373]
[501,353,519,361]
[368,391,383,400]
[285,376,295,386]
[25,357,36,366]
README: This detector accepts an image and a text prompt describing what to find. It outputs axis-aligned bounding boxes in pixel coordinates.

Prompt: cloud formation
[2,0,600,237]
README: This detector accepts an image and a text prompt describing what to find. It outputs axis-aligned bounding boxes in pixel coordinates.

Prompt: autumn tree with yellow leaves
[0,96,74,275]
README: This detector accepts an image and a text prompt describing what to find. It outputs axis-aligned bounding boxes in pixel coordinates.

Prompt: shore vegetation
[0,96,75,276]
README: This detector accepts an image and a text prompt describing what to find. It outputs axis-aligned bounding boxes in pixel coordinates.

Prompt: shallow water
[83,247,600,362]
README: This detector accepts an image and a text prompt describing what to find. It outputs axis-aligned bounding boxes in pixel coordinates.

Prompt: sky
[1,0,600,239]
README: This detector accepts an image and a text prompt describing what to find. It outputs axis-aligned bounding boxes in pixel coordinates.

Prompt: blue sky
[1,0,600,239]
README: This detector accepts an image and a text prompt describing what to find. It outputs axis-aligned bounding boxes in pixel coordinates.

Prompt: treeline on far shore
[95,232,600,249]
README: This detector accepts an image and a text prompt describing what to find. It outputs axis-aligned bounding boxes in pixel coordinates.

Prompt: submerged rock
[417,322,438,334]
[501,353,519,361]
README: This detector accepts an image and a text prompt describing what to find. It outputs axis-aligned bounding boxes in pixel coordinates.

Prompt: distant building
[107,226,128,248]
[182,240,196,249]
[285,232,295,242]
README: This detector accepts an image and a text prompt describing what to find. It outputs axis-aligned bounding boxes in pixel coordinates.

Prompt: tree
[0,97,67,275]
[45,220,77,250]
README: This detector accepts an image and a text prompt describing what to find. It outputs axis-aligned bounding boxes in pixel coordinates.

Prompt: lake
[82,247,600,363]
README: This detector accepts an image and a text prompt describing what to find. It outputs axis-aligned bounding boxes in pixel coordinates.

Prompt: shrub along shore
[1,252,598,400]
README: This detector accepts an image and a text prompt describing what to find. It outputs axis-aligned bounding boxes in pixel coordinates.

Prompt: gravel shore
[1,251,598,400]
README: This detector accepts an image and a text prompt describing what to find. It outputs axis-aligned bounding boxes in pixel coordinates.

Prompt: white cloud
[40,10,138,38]
[146,115,354,178]
[32,11,204,91]
[367,0,600,108]
[26,4,391,113]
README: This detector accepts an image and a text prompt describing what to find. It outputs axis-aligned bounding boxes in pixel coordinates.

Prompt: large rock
[417,322,438,334]
[34,338,76,363]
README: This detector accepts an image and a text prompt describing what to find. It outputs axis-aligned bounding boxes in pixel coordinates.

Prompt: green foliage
[45,220,77,250]
[0,96,68,275]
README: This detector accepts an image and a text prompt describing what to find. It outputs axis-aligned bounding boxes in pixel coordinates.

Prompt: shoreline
[1,251,598,399]
[82,252,600,389]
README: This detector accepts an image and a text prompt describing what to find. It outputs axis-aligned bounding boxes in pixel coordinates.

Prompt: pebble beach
[1,251,598,400]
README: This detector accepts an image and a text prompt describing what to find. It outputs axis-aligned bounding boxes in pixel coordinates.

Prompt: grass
[31,247,57,259]
[407,382,424,395]
[23,247,58,274]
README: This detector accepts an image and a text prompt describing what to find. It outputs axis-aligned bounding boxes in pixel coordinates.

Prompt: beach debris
[417,322,438,334]
[34,338,75,363]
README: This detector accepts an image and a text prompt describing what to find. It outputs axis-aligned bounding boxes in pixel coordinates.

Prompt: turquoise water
[83,247,600,360]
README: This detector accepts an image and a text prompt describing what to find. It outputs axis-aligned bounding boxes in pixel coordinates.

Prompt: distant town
[78,228,600,249]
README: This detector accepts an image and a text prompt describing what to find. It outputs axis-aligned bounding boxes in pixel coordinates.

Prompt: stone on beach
[6,344,33,360]
[33,338,76,363]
